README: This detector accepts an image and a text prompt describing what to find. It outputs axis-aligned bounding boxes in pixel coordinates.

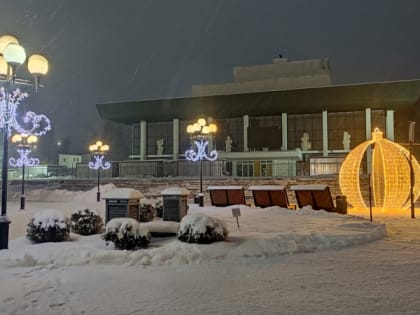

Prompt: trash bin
[161,187,189,222]
[194,193,204,207]
[103,188,143,223]
[336,195,348,214]
[0,217,11,250]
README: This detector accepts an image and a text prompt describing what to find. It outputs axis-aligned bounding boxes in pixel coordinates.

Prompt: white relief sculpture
[300,132,311,151]
[225,136,232,152]
[343,131,351,151]
[156,138,164,155]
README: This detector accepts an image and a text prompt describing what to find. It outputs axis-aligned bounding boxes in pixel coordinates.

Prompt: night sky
[1,0,419,160]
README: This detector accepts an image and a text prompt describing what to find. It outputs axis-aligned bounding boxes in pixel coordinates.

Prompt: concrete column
[365,108,372,140]
[243,115,249,152]
[365,108,372,174]
[386,110,394,141]
[173,118,179,160]
[140,120,147,161]
[322,110,328,157]
[207,117,214,151]
[281,113,287,151]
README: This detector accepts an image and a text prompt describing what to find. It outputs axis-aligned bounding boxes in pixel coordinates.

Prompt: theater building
[97,57,420,177]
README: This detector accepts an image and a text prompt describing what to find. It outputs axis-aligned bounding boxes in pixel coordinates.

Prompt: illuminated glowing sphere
[339,128,420,211]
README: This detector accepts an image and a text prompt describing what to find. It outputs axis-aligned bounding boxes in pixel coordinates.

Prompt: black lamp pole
[20,161,25,210]
[96,167,101,202]
[409,121,416,219]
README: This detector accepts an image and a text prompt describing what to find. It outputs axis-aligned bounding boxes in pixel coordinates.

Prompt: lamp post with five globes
[0,34,50,249]
[89,141,110,202]
[185,118,218,206]
[9,133,39,210]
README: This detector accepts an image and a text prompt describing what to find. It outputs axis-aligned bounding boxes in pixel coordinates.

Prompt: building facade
[97,58,420,177]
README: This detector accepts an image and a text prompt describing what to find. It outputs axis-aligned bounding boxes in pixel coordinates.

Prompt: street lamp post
[0,34,50,249]
[409,121,416,219]
[185,118,218,206]
[88,141,110,202]
[9,133,39,210]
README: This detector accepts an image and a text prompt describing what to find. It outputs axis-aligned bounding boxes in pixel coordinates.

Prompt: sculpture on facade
[300,132,311,151]
[156,138,164,155]
[342,131,351,151]
[225,136,232,152]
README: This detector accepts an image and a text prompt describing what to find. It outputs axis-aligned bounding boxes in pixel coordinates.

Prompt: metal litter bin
[161,187,189,221]
[103,188,143,223]
[336,195,348,214]
[0,218,11,250]
[194,193,204,207]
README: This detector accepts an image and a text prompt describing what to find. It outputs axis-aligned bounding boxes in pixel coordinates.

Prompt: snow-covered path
[0,185,419,315]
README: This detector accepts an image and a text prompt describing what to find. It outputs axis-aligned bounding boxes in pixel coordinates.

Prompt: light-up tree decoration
[185,118,218,196]
[89,141,110,202]
[0,34,50,249]
[339,128,420,213]
[9,133,39,210]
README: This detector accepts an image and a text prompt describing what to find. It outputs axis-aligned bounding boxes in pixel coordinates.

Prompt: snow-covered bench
[248,185,295,209]
[290,185,338,212]
[207,186,246,207]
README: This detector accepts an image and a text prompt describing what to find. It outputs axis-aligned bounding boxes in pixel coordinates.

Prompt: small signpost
[232,207,241,230]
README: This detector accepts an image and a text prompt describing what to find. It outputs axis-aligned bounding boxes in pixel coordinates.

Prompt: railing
[2,160,361,179]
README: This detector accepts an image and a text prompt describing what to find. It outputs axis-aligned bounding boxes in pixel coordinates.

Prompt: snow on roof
[290,185,328,191]
[248,185,286,191]
[103,188,143,199]
[160,187,189,195]
[207,186,243,190]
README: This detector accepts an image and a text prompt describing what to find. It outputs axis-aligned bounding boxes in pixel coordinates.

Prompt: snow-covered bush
[102,218,150,250]
[70,208,104,235]
[26,209,71,243]
[139,200,155,222]
[178,213,229,244]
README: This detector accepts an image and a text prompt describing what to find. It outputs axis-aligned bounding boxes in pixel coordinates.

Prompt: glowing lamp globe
[202,126,210,134]
[11,134,22,143]
[198,118,206,126]
[186,125,194,133]
[0,56,10,77]
[208,123,217,133]
[28,54,49,76]
[193,123,201,132]
[0,35,19,54]
[339,128,420,212]
[3,43,26,66]
[27,135,38,144]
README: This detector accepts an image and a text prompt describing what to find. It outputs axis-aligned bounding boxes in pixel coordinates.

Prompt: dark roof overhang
[97,80,420,124]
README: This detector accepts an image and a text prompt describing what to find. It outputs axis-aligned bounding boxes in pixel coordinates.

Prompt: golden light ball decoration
[339,128,420,212]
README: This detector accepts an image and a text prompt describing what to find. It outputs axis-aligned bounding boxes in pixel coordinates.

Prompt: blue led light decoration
[0,34,50,249]
[88,141,110,202]
[9,133,39,210]
[0,87,51,136]
[185,118,218,196]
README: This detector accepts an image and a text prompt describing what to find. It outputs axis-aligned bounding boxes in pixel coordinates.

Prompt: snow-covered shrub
[70,208,104,235]
[178,213,229,244]
[26,209,70,243]
[102,218,150,250]
[139,200,155,222]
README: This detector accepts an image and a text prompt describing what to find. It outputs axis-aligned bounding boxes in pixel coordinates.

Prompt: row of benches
[207,185,347,214]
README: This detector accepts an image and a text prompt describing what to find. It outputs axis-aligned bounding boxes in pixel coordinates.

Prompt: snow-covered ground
[0,184,419,314]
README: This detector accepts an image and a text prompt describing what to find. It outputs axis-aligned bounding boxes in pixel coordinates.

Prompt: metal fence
[4,159,357,179]
[75,159,223,179]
